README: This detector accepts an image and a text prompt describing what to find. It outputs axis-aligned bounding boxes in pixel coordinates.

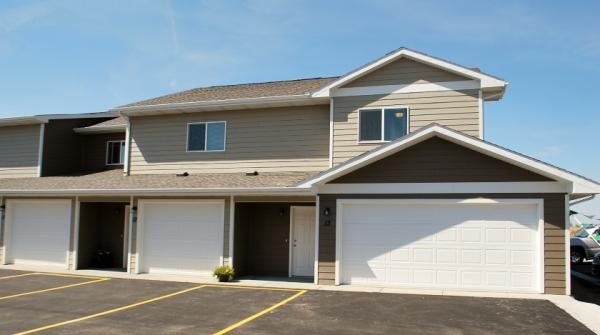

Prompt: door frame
[335,198,545,293]
[123,205,130,270]
[288,205,316,277]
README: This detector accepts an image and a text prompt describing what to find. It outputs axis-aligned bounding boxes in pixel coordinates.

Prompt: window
[187,121,226,152]
[106,140,126,165]
[359,107,409,142]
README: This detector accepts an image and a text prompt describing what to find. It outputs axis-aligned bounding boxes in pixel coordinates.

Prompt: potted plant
[213,265,235,282]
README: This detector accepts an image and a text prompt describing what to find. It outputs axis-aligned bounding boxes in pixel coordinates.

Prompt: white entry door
[338,199,542,293]
[137,200,224,276]
[290,206,316,277]
[4,199,72,268]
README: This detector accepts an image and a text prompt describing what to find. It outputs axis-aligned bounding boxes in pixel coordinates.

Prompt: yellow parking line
[33,272,107,280]
[14,285,207,335]
[206,284,305,292]
[0,273,37,280]
[213,289,307,335]
[0,278,110,301]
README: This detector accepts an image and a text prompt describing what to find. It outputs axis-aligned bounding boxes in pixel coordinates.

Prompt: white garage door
[138,200,224,276]
[339,199,542,293]
[4,199,71,268]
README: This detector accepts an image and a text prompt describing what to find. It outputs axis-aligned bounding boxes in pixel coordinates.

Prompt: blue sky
[0,0,599,218]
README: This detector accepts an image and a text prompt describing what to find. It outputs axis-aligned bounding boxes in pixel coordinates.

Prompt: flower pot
[218,275,230,282]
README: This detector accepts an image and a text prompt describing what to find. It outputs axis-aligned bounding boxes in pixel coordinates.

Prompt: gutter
[0,112,118,128]
[73,125,127,134]
[112,94,327,115]
[0,116,44,127]
[0,186,315,197]
[570,194,595,205]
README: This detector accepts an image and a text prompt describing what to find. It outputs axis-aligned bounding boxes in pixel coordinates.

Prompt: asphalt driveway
[0,269,593,335]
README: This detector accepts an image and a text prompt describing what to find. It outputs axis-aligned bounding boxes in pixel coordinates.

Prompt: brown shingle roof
[121,77,338,108]
[0,169,315,192]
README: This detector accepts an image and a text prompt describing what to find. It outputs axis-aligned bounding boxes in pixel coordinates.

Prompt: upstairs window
[106,140,126,165]
[187,121,226,152]
[359,107,409,142]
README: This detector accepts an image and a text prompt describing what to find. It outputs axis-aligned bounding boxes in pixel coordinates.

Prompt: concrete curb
[547,295,600,334]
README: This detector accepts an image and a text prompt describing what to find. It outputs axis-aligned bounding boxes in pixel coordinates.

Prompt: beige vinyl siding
[332,89,479,165]
[0,125,40,178]
[341,57,468,88]
[129,105,330,174]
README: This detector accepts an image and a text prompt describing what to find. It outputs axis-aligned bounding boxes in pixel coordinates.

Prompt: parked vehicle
[592,252,600,276]
[570,227,600,263]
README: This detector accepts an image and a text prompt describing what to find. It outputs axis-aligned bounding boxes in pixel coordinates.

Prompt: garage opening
[4,199,72,268]
[77,202,129,271]
[234,202,316,280]
[137,199,225,276]
[337,199,542,293]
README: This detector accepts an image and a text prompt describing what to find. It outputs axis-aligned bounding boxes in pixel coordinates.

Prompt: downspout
[37,123,45,177]
[123,117,131,176]
[329,98,334,168]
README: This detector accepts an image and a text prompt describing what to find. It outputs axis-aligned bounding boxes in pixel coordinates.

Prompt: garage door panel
[140,201,224,276]
[340,200,541,293]
[7,200,71,267]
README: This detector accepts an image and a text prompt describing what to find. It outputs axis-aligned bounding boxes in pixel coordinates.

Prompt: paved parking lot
[0,269,593,334]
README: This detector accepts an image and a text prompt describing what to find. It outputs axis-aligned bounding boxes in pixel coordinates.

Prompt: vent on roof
[246,171,259,176]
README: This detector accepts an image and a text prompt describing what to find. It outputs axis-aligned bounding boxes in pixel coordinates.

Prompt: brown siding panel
[331,137,552,183]
[42,118,113,176]
[317,193,567,294]
[81,133,125,172]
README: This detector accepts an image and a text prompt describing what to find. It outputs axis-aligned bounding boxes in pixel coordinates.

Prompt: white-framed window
[358,106,409,142]
[187,121,226,152]
[106,140,126,165]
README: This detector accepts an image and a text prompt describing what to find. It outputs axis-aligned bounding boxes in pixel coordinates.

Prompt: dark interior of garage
[77,202,128,270]
[234,202,314,277]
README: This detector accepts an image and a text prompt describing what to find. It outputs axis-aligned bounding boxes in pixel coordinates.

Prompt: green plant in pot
[213,265,235,282]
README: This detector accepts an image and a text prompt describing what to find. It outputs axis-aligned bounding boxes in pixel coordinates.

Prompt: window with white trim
[187,121,226,152]
[359,107,408,142]
[106,140,126,165]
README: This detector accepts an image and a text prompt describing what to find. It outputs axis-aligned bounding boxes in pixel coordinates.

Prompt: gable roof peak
[311,47,508,99]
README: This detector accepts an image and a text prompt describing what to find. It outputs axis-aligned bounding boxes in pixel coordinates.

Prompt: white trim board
[312,48,507,98]
[331,80,480,97]
[318,182,568,194]
[299,124,600,196]
[334,198,545,293]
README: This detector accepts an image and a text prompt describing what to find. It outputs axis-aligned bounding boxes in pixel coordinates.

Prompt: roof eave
[0,116,44,127]
[112,94,328,116]
[73,125,127,134]
[0,186,314,196]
